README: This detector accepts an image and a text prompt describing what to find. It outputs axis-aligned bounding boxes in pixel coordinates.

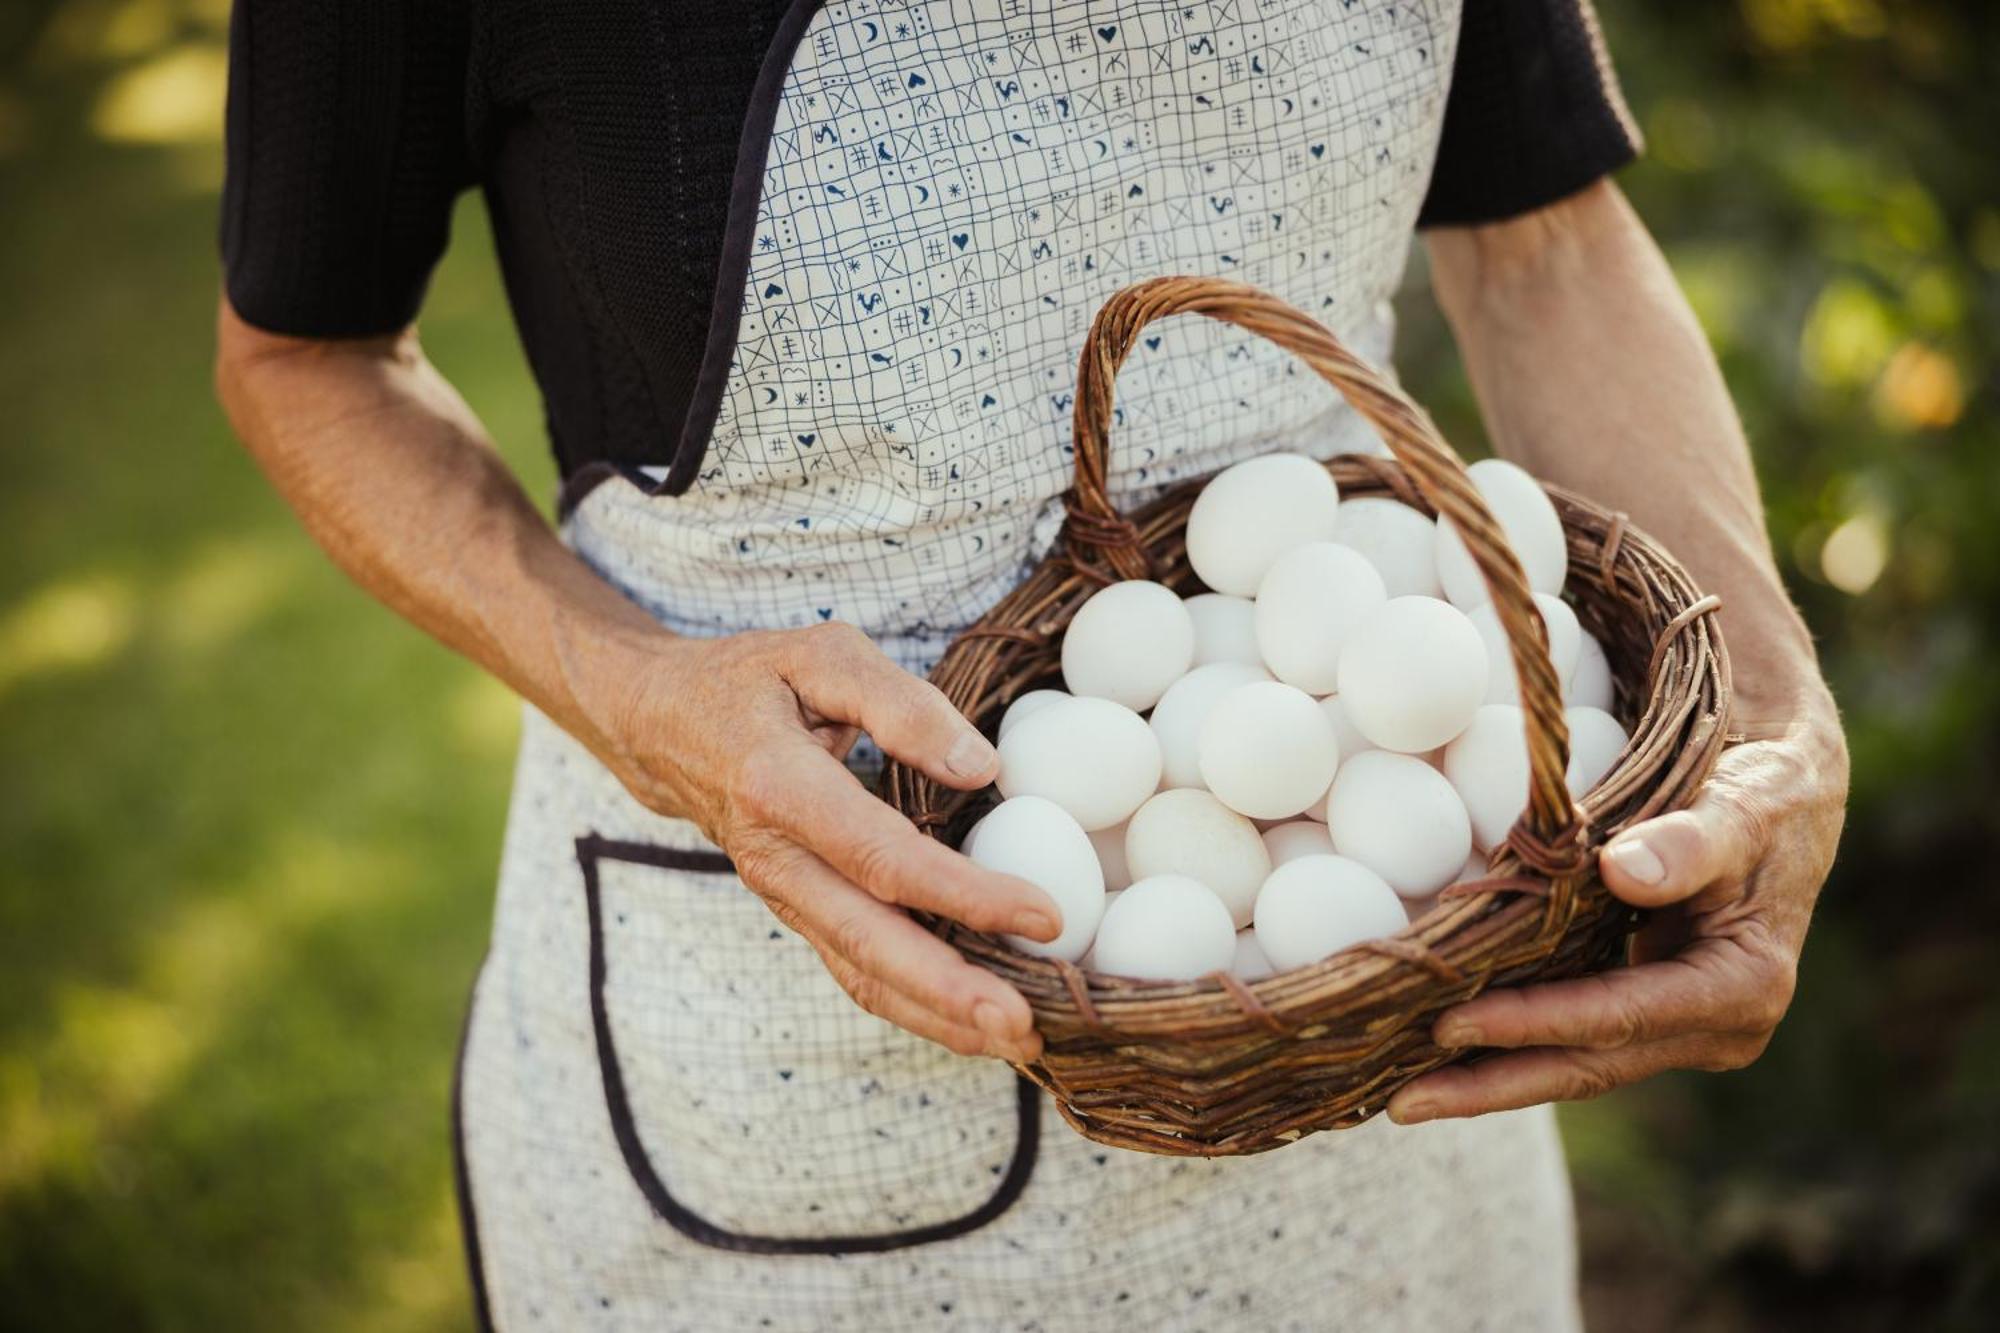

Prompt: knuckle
[806,620,872,660]
[849,832,915,903]
[844,972,889,1019]
[829,910,877,966]
[729,751,790,822]
[1563,1056,1623,1103]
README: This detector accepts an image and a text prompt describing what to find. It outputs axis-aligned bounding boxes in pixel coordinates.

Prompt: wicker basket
[881,277,1731,1156]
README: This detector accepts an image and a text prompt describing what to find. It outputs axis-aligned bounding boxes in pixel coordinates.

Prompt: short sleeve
[221,0,475,338]
[1417,0,1642,228]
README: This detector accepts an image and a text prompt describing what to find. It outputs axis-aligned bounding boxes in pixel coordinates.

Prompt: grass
[0,48,551,1326]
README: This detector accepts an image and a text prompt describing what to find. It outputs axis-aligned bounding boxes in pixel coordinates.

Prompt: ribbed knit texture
[1417,0,1641,226]
[221,0,1638,486]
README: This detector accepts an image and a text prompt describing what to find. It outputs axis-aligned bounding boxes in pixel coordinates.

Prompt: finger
[756,843,1043,1057]
[815,945,1036,1064]
[786,622,998,788]
[1388,1037,1722,1124]
[757,738,1061,941]
[1598,781,1764,908]
[1431,947,1742,1051]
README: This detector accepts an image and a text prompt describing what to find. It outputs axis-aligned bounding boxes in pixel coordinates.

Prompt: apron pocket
[577,834,1039,1253]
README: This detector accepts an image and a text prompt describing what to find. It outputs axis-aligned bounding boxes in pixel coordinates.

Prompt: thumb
[1599,784,1762,907]
[786,623,998,790]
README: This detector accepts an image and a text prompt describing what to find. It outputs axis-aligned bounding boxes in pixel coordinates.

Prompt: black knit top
[221,1,1640,498]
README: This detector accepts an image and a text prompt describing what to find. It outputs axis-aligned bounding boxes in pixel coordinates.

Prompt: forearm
[1423,182,1830,732]
[213,298,671,767]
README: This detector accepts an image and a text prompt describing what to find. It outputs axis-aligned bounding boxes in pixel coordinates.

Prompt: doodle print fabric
[455,3,1585,1328]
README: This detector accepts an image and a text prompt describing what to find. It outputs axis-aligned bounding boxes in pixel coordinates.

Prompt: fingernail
[1013,909,1060,941]
[972,1000,1014,1040]
[946,730,997,780]
[1435,1021,1481,1048]
[1607,837,1666,886]
[1392,1097,1437,1125]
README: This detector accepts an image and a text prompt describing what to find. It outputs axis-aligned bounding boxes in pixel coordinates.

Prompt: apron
[455,3,1582,1328]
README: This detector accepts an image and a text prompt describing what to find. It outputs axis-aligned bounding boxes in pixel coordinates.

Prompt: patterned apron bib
[454,3,1582,1328]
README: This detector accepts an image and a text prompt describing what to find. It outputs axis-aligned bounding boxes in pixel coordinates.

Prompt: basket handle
[1063,276,1577,854]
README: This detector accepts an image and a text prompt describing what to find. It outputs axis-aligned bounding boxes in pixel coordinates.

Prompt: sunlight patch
[0,573,138,697]
[90,42,226,146]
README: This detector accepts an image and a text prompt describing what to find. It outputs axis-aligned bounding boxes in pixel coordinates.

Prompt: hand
[1388,695,1848,1124]
[584,619,1058,1065]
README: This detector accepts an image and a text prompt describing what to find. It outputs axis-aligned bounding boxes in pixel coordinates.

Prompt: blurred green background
[1,1,1994,1328]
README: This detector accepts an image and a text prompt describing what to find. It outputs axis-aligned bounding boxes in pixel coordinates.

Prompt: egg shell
[1231,930,1277,981]
[1468,593,1581,706]
[1149,662,1273,790]
[962,795,1105,962]
[1185,453,1341,597]
[1262,820,1337,866]
[998,688,1069,741]
[1253,854,1409,972]
[1091,874,1238,982]
[1325,750,1474,898]
[1565,706,1630,796]
[1253,542,1388,694]
[1435,459,1569,608]
[1442,704,1532,851]
[1089,822,1134,892]
[1337,596,1489,754]
[1124,789,1271,928]
[1060,580,1195,711]
[1183,593,1264,667]
[1198,680,1341,820]
[997,696,1162,831]
[1568,630,1616,711]
[958,812,991,859]
[1457,849,1490,884]
[1333,496,1443,598]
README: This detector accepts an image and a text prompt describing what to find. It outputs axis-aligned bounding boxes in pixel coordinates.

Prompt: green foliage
[1,1,1995,1328]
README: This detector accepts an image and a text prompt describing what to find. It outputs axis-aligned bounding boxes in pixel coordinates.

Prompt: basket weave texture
[882,277,1731,1156]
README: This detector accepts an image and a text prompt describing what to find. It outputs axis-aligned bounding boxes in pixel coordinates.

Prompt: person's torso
[559,0,1460,667]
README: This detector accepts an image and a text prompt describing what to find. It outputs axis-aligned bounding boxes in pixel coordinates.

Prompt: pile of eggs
[962,453,1628,984]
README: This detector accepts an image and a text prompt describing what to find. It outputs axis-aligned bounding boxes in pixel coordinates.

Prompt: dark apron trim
[451,953,497,1333]
[650,0,827,497]
[577,833,1040,1254]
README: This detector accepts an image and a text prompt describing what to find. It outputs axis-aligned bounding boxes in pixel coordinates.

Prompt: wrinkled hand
[1389,698,1848,1124]
[588,620,1056,1064]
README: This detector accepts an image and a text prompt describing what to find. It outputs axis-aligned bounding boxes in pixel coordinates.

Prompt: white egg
[1568,630,1616,711]
[1469,593,1581,705]
[1149,662,1273,790]
[1333,496,1442,598]
[962,795,1105,962]
[1336,596,1489,753]
[997,696,1161,831]
[1262,820,1337,866]
[1325,750,1474,898]
[1198,681,1341,820]
[1253,542,1388,694]
[1456,849,1490,884]
[1565,706,1630,796]
[1435,459,1569,608]
[1089,822,1134,892]
[1442,704,1532,851]
[1091,874,1238,982]
[1185,453,1341,597]
[1253,855,1409,971]
[1060,580,1195,711]
[1123,789,1271,928]
[998,689,1069,740]
[1183,593,1263,667]
[1231,930,1277,981]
